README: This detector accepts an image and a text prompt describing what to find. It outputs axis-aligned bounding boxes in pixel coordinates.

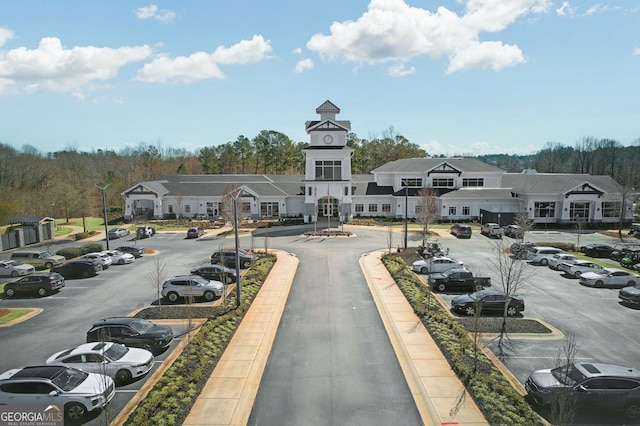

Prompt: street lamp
[228,188,244,308]
[96,184,111,250]
[402,179,408,251]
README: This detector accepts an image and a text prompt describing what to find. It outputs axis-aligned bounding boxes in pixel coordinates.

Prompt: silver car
[161,275,225,302]
[579,268,640,288]
[0,259,35,277]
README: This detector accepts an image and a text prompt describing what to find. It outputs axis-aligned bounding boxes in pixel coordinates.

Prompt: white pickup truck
[480,222,503,239]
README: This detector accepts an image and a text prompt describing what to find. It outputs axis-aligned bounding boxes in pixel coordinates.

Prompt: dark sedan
[116,246,144,258]
[451,289,525,316]
[86,317,174,354]
[619,285,640,306]
[51,259,102,279]
[191,264,237,283]
[580,243,614,258]
[3,272,65,297]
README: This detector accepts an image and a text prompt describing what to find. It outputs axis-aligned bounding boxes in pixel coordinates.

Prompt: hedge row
[381,253,546,426]
[56,243,105,260]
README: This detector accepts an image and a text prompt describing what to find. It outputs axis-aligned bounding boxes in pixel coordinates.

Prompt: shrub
[80,243,104,254]
[56,247,82,260]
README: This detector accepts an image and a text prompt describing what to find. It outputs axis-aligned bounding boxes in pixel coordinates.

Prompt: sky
[0,1,638,157]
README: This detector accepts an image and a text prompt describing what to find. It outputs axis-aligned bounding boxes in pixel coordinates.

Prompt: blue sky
[0,1,638,156]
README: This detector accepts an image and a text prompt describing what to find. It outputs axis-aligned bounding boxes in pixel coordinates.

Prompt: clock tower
[303,100,354,223]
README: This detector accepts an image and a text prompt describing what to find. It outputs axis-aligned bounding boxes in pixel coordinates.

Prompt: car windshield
[4,260,19,267]
[192,275,209,285]
[441,269,455,277]
[130,319,154,334]
[51,367,89,391]
[103,343,129,361]
[551,364,587,386]
[468,291,487,301]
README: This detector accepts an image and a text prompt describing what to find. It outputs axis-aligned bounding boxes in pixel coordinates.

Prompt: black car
[210,249,255,269]
[86,317,174,354]
[580,244,614,258]
[3,272,65,297]
[451,289,525,316]
[51,259,102,279]
[186,226,205,239]
[116,246,144,258]
[191,264,237,283]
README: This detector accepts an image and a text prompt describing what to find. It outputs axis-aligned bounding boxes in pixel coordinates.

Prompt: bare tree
[387,225,394,254]
[149,255,169,310]
[549,333,579,424]
[415,188,438,246]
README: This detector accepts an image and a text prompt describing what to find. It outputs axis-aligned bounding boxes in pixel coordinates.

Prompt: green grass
[0,308,33,323]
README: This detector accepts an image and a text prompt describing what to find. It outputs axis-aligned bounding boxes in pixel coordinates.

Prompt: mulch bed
[456,317,552,334]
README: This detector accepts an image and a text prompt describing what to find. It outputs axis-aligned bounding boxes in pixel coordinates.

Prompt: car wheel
[464,306,475,316]
[225,276,233,284]
[203,291,215,301]
[118,259,125,265]
[595,280,604,288]
[437,283,446,292]
[4,288,15,297]
[167,292,179,302]
[573,271,581,278]
[10,270,18,277]
[625,402,640,419]
[540,258,548,266]
[474,284,484,291]
[37,287,48,297]
[65,402,86,421]
[507,306,518,316]
[242,260,251,269]
[116,368,133,384]
[420,267,429,274]
[628,281,636,287]
[45,262,53,269]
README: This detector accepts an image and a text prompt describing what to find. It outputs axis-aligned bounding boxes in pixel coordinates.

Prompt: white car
[0,259,35,277]
[108,227,130,239]
[0,365,115,421]
[579,268,640,288]
[162,275,225,302]
[412,256,464,274]
[103,249,135,265]
[548,253,579,270]
[559,260,605,278]
[46,342,154,384]
[80,252,112,269]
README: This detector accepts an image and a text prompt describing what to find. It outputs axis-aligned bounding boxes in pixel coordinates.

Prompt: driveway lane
[248,232,422,425]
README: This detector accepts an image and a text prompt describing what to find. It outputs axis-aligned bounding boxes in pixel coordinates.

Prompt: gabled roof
[316,100,340,114]
[501,173,621,195]
[305,119,351,133]
[371,158,505,174]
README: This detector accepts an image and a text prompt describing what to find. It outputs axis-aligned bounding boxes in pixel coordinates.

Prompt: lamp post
[403,179,408,251]
[96,184,111,250]
[228,188,243,308]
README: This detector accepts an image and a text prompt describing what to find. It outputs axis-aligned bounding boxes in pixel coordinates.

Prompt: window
[168,205,174,213]
[432,178,454,187]
[260,202,280,217]
[462,178,484,187]
[462,206,470,216]
[570,202,589,221]
[206,202,219,217]
[602,202,621,218]
[449,206,457,216]
[355,204,364,213]
[184,205,191,213]
[308,187,313,196]
[401,178,422,187]
[382,203,391,213]
[315,160,342,180]
[242,202,251,214]
[368,204,378,213]
[534,202,556,218]
[344,186,349,196]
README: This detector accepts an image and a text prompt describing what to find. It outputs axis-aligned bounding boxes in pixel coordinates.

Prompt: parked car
[191,264,237,283]
[451,289,525,316]
[0,365,115,421]
[52,260,102,279]
[46,342,154,384]
[186,226,205,239]
[86,317,174,354]
[480,222,503,239]
[161,275,225,302]
[525,362,640,420]
[427,268,491,292]
[10,250,66,270]
[412,256,464,274]
[103,249,135,265]
[548,253,579,270]
[3,272,65,297]
[210,249,255,269]
[107,227,130,239]
[0,259,35,277]
[80,252,112,269]
[526,246,565,265]
[610,244,640,261]
[503,224,524,239]
[619,284,640,306]
[558,260,605,278]
[580,243,614,258]
[579,268,640,288]
[117,245,144,258]
[510,241,535,259]
[450,223,472,239]
[135,225,156,239]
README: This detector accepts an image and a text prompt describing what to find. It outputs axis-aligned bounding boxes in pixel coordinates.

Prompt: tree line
[0,132,638,226]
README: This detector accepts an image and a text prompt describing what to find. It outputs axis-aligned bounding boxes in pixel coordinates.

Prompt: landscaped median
[381,253,547,426]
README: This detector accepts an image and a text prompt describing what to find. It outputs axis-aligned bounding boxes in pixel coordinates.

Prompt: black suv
[3,272,65,297]
[210,249,255,269]
[191,264,237,283]
[51,259,102,278]
[86,317,174,354]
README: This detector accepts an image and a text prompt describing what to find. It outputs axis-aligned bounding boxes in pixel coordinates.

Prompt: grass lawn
[0,308,34,324]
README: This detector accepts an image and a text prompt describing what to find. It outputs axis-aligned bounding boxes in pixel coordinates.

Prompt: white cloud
[556,2,574,17]
[387,63,415,76]
[0,27,14,46]
[292,47,302,55]
[0,37,151,97]
[306,0,550,73]
[134,4,176,22]
[294,58,314,73]
[136,35,272,83]
[633,48,640,55]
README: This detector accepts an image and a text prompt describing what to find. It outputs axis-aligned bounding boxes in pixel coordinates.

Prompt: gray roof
[440,188,516,199]
[9,216,53,225]
[371,157,505,174]
[501,173,622,194]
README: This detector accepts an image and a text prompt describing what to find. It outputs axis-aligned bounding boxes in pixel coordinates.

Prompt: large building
[122,101,632,226]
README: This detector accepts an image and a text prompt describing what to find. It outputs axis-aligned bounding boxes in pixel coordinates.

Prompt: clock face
[323,135,333,144]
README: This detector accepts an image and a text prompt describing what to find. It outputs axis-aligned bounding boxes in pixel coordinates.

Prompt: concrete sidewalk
[183,249,488,425]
